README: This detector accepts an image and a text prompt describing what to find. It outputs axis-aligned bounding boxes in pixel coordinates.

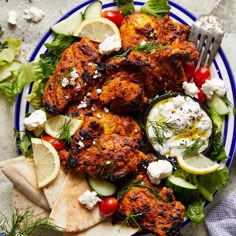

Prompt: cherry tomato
[42,136,65,151]
[193,67,211,87]
[183,62,195,81]
[99,197,118,216]
[102,10,124,27]
[197,88,206,104]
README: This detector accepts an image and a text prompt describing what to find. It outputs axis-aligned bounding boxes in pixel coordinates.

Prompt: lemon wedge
[73,17,121,42]
[177,154,220,175]
[31,138,60,188]
[45,115,83,139]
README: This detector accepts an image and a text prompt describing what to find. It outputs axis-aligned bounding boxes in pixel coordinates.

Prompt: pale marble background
[0,0,235,235]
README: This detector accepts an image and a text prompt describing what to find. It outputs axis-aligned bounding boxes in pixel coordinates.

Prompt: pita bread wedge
[63,221,139,236]
[43,168,67,209]
[0,156,50,210]
[50,171,103,232]
[12,186,49,219]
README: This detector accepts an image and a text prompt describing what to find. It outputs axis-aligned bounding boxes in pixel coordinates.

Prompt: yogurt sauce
[146,95,213,158]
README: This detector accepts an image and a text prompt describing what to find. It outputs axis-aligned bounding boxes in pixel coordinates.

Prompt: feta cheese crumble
[8,10,17,25]
[24,7,45,23]
[147,160,173,185]
[23,110,46,131]
[201,77,227,99]
[61,77,69,87]
[99,35,122,55]
[78,190,101,209]
[182,81,199,98]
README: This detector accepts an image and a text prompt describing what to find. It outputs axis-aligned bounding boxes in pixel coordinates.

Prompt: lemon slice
[73,17,121,42]
[177,154,220,175]
[45,115,83,138]
[31,138,60,188]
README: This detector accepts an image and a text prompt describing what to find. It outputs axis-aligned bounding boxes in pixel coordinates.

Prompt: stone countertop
[0,0,235,235]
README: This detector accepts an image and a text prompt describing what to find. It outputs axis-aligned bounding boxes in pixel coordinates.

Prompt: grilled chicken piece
[114,186,185,236]
[42,37,103,114]
[69,134,146,182]
[112,12,199,97]
[120,13,189,49]
[65,103,144,181]
[99,71,148,113]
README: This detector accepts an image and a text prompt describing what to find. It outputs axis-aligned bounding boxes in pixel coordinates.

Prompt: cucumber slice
[84,1,102,20]
[88,175,117,197]
[51,11,83,35]
[166,175,197,193]
[0,61,21,82]
[207,94,230,116]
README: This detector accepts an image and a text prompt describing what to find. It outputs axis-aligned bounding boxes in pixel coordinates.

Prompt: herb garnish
[57,119,73,144]
[183,138,206,157]
[147,120,175,146]
[121,212,143,230]
[117,180,164,201]
[113,40,165,58]
[0,208,58,236]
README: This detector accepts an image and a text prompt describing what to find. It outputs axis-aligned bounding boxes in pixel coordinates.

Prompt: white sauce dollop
[146,95,212,158]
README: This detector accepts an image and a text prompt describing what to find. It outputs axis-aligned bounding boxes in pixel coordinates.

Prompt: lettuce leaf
[197,168,229,201]
[0,38,21,65]
[186,200,205,224]
[0,61,43,102]
[140,0,171,18]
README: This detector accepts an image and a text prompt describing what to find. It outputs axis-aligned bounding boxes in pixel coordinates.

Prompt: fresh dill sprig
[98,160,117,179]
[183,138,206,157]
[112,49,131,58]
[57,118,73,144]
[147,120,175,146]
[0,208,58,236]
[117,180,164,201]
[121,212,143,230]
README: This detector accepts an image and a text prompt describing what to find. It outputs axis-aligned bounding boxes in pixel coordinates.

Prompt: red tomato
[183,62,195,81]
[102,10,124,27]
[99,197,118,216]
[42,136,65,151]
[197,88,206,104]
[193,67,211,87]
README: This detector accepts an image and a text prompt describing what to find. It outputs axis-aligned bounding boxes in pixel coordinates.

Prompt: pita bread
[63,221,139,236]
[0,156,50,210]
[12,186,49,219]
[43,168,67,209]
[50,171,103,232]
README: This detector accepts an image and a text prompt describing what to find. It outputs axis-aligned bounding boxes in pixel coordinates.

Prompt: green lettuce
[197,168,229,201]
[186,200,205,224]
[0,37,21,65]
[0,61,43,102]
[140,0,171,18]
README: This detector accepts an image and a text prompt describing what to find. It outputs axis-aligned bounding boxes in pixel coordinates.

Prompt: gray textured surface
[0,0,235,235]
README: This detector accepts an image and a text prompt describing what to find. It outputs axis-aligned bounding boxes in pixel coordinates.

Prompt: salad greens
[140,0,171,18]
[114,0,135,16]
[0,38,21,66]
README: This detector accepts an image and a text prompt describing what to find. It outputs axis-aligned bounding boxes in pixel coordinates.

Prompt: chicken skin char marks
[42,37,103,114]
[113,186,185,236]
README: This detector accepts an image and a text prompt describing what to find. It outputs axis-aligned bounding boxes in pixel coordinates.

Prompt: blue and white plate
[14,0,236,229]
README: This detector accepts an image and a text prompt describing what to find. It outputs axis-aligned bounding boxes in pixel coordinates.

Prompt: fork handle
[210,0,222,15]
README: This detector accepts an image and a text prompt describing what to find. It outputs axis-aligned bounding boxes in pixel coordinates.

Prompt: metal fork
[188,0,224,68]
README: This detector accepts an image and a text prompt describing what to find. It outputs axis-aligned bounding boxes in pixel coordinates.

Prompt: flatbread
[50,171,103,232]
[12,186,49,219]
[0,156,50,210]
[43,168,67,209]
[63,221,139,236]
